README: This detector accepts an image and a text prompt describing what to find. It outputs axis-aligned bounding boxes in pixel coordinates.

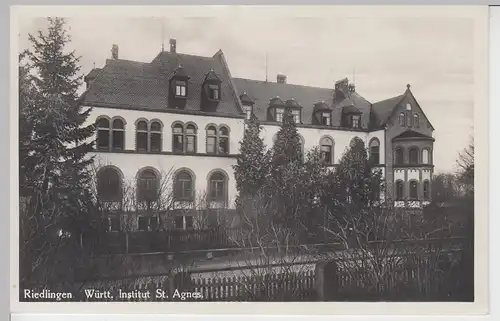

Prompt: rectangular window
[320,145,332,164]
[186,136,195,153]
[208,85,220,100]
[137,132,148,152]
[112,131,124,150]
[206,137,216,154]
[218,137,228,154]
[177,180,192,199]
[97,131,110,150]
[210,181,224,200]
[173,135,184,153]
[291,110,300,123]
[138,217,149,231]
[276,108,284,123]
[244,106,252,120]
[175,81,187,97]
[150,133,162,152]
[174,216,184,229]
[149,217,159,231]
[370,148,380,164]
[321,112,331,126]
[423,183,429,200]
[109,217,120,232]
[352,115,360,128]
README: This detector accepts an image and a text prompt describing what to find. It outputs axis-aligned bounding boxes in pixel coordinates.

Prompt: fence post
[125,233,129,254]
[315,260,339,301]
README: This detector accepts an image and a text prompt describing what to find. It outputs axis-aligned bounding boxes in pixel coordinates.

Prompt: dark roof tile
[233,78,373,128]
[239,92,254,105]
[81,51,242,116]
[342,105,361,114]
[371,94,405,127]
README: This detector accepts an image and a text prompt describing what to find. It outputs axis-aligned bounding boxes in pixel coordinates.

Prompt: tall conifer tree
[26,17,95,219]
[233,115,269,199]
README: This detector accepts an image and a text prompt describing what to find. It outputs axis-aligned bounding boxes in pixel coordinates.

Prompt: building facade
[81,40,434,230]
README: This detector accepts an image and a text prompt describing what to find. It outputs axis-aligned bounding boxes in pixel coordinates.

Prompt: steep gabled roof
[81,50,243,117]
[371,86,435,130]
[84,68,102,82]
[371,94,405,127]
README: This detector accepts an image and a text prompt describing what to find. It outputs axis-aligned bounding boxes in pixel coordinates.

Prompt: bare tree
[317,203,463,300]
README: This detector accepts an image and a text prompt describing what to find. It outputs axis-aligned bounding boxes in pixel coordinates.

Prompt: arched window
[172,123,184,153]
[218,126,229,155]
[409,180,418,200]
[369,138,380,164]
[98,167,122,202]
[409,147,419,165]
[413,113,420,128]
[186,124,197,154]
[136,120,148,152]
[320,136,334,165]
[112,119,125,150]
[96,118,110,150]
[399,112,406,126]
[422,148,430,164]
[150,121,162,152]
[423,180,430,200]
[395,180,404,201]
[208,171,227,202]
[137,169,159,202]
[174,170,194,201]
[395,147,404,165]
[206,126,217,154]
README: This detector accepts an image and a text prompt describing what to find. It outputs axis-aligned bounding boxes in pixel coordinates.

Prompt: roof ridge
[154,50,217,61]
[233,77,334,91]
[372,93,404,105]
[106,58,150,65]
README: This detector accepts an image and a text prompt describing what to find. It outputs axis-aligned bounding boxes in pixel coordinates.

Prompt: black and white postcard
[10,5,489,315]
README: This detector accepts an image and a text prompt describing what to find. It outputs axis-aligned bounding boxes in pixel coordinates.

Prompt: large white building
[81,40,435,231]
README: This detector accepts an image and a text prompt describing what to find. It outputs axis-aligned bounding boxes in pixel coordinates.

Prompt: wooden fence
[79,270,316,302]
[75,241,471,302]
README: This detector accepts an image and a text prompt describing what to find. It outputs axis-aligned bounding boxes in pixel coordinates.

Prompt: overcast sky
[16,7,475,173]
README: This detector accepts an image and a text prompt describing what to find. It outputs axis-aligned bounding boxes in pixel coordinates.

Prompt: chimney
[277,73,287,84]
[111,44,119,60]
[170,39,177,53]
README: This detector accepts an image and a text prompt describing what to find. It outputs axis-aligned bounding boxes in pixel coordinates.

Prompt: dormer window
[276,108,285,123]
[313,101,333,126]
[342,105,361,129]
[291,109,300,123]
[321,112,331,126]
[239,92,255,120]
[243,105,252,120]
[170,65,190,104]
[202,69,222,108]
[352,115,360,128]
[208,84,220,101]
[175,81,187,97]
